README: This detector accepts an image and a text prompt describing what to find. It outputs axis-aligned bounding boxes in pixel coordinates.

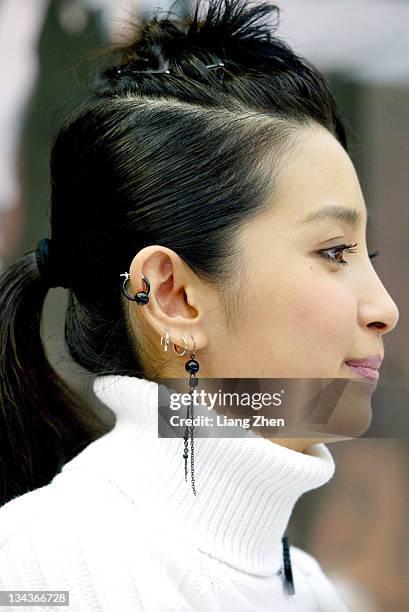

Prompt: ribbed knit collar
[67,374,336,577]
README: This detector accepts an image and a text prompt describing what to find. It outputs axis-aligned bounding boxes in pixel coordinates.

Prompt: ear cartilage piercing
[120,272,150,304]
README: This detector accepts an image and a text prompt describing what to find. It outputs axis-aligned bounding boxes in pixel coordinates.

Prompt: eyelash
[319,243,380,266]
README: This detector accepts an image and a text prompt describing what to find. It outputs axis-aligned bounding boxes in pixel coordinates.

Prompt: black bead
[183,452,188,459]
[135,291,149,305]
[185,359,199,374]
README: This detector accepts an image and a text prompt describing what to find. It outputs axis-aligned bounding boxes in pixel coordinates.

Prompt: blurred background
[0,1,408,610]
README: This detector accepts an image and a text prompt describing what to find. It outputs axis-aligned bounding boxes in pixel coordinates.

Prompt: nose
[358,269,400,336]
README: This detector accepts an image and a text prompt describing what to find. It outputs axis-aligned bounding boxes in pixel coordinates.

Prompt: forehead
[270,125,368,229]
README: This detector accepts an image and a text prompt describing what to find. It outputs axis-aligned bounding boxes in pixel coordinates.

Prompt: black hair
[0,0,348,506]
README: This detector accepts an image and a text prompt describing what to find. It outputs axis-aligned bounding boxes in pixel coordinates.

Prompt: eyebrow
[297,205,371,230]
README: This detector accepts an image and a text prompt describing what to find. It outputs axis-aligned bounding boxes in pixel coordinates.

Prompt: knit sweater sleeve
[0,490,52,603]
[0,474,192,612]
[0,477,146,611]
[0,530,49,590]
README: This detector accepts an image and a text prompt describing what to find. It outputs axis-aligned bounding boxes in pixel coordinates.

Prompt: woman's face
[194,123,399,449]
[132,123,399,449]
[208,124,399,380]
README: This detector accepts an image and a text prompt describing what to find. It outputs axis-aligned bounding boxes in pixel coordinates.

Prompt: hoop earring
[120,272,150,305]
[161,329,170,352]
[173,336,188,356]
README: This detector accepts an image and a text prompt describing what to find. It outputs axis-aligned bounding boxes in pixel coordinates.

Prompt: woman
[0,0,399,610]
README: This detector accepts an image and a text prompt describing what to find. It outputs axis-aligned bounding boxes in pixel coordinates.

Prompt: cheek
[236,267,357,376]
[266,275,357,375]
[248,273,356,336]
[292,279,356,349]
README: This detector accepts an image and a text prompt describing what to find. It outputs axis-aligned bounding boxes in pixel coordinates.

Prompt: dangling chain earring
[171,335,199,496]
[120,271,199,496]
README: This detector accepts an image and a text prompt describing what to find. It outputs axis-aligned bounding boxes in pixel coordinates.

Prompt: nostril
[368,321,386,329]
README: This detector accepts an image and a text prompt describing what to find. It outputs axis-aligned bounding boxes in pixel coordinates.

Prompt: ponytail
[0,252,109,507]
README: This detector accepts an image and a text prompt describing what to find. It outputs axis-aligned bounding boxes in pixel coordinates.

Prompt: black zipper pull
[281,535,295,595]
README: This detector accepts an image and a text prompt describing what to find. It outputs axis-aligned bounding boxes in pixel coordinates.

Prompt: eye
[318,244,380,266]
[368,250,379,260]
[319,243,358,266]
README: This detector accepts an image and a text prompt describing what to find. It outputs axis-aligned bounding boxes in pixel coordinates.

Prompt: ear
[127,245,209,352]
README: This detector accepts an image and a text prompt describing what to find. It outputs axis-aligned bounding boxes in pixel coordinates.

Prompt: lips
[345,355,383,382]
[345,356,383,369]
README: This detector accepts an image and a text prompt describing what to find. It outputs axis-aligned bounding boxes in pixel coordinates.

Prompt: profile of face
[129,123,400,451]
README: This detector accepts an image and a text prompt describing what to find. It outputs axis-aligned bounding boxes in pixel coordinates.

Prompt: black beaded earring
[120,272,150,304]
[173,335,199,496]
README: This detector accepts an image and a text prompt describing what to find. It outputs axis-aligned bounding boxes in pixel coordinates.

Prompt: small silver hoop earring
[161,329,170,352]
[173,336,188,356]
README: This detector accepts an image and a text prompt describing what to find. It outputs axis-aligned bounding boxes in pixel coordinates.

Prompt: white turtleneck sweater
[0,375,349,611]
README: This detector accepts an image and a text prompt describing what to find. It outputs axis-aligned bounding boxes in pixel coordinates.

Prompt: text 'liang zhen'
[170,414,286,429]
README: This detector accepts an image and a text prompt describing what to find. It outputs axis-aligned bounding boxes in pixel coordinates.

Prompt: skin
[126,123,399,452]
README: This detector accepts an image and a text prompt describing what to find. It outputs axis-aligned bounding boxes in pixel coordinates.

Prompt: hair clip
[137,68,170,74]
[205,62,225,70]
[116,66,170,75]
[116,60,226,77]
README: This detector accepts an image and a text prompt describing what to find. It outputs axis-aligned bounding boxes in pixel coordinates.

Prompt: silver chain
[183,371,197,495]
